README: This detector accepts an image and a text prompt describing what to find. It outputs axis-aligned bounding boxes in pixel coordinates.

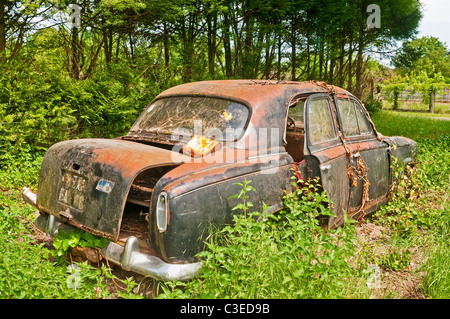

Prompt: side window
[307,97,337,144]
[289,100,305,123]
[337,99,359,136]
[337,98,372,137]
[286,95,307,132]
[355,103,372,134]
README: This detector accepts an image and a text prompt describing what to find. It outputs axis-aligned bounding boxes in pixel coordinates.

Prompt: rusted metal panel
[36,138,190,240]
[151,161,295,263]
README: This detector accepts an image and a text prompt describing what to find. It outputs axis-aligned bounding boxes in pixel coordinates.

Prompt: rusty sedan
[22,80,417,281]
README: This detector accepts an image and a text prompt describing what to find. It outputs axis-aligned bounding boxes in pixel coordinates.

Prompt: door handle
[321,164,331,171]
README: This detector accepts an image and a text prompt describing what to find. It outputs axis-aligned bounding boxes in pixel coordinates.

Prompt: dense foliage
[393,36,450,79]
[1,0,449,300]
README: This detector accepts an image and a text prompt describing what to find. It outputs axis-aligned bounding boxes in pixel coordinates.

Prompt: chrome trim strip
[247,151,287,160]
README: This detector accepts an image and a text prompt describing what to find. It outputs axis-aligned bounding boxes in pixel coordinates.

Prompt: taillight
[156,192,168,232]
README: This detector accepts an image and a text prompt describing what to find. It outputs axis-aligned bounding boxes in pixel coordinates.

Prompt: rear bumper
[23,188,202,281]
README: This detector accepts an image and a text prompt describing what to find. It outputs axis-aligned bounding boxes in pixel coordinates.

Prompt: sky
[417,0,450,46]
[374,0,450,66]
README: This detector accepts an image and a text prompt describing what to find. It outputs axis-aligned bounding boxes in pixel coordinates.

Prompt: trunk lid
[36,138,189,240]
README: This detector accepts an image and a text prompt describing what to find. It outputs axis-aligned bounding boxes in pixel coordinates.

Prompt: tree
[0,0,424,91]
[0,0,55,59]
[0,0,5,54]
[393,36,450,80]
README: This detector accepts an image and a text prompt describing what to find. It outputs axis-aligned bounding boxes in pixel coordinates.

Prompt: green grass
[371,110,450,141]
[0,105,449,299]
[422,204,450,299]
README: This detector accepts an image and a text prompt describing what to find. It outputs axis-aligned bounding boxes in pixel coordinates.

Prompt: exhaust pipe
[22,187,38,209]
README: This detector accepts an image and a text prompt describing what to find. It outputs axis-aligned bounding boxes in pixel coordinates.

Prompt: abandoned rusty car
[22,80,417,281]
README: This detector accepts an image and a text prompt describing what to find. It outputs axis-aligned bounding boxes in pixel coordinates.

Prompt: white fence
[399,86,450,103]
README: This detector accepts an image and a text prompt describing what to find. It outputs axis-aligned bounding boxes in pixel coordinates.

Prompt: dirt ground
[354,222,427,299]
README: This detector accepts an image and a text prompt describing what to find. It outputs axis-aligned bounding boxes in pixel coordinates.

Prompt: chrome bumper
[23,187,203,282]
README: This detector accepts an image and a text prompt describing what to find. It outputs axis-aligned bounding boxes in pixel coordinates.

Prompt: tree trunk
[306,24,310,80]
[71,26,81,79]
[242,2,253,78]
[253,27,264,78]
[291,16,296,80]
[347,35,353,92]
[337,34,345,87]
[264,31,275,79]
[115,34,120,62]
[181,12,196,82]
[207,11,217,78]
[163,22,170,68]
[310,49,317,80]
[354,30,364,99]
[327,36,336,84]
[103,27,112,64]
[429,91,435,113]
[232,10,241,77]
[319,39,324,80]
[329,57,335,84]
[129,32,134,59]
[277,31,282,79]
[0,0,6,57]
[223,11,232,77]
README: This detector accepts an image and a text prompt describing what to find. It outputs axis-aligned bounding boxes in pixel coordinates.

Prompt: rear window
[130,96,250,141]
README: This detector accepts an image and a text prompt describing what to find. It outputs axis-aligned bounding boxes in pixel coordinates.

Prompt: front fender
[383,136,418,183]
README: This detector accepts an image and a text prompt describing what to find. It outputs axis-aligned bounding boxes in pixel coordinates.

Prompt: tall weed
[422,205,450,298]
[373,134,449,237]
[158,179,361,299]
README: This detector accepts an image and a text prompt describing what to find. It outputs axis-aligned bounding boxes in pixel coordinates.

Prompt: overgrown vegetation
[154,130,449,299]
[0,0,449,300]
[0,189,141,298]
[0,1,423,97]
[157,179,361,299]
[0,117,449,299]
[369,133,449,298]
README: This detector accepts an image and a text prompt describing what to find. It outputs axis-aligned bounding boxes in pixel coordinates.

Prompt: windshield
[130,96,250,141]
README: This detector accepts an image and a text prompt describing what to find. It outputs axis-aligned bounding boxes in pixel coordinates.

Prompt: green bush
[52,229,110,265]
[363,94,381,115]
[158,179,361,299]
[0,190,142,299]
[373,135,449,237]
[0,58,154,159]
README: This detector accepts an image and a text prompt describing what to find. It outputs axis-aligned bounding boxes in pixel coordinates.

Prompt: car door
[304,93,350,228]
[334,95,390,219]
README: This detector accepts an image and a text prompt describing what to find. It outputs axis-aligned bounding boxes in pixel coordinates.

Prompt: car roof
[155,80,353,110]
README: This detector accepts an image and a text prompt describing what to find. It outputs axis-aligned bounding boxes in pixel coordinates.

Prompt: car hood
[36,138,190,240]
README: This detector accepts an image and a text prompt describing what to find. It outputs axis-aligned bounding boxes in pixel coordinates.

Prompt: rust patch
[92,140,190,179]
